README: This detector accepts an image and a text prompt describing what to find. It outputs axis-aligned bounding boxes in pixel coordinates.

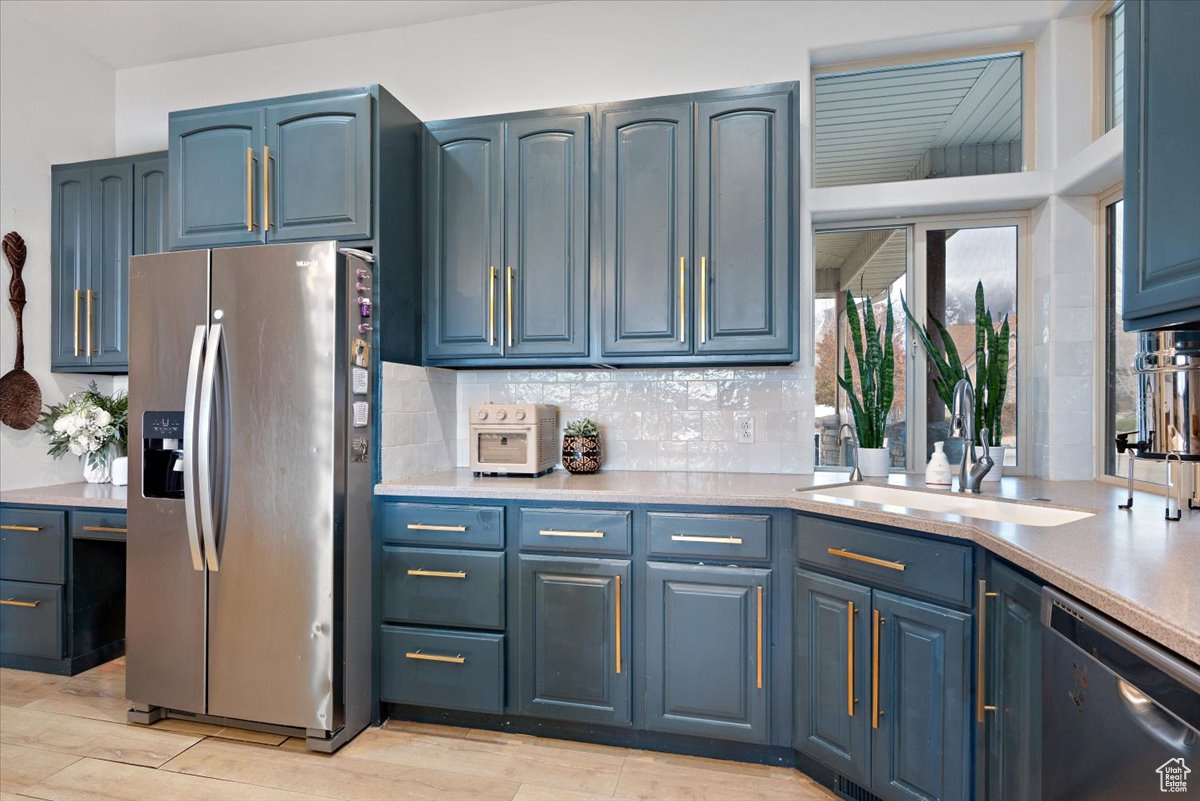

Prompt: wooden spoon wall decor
[0,231,43,430]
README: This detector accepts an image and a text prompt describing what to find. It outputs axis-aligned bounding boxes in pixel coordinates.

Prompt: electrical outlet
[735,414,755,444]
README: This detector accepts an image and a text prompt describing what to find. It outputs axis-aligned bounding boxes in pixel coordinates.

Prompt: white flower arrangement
[38,382,128,468]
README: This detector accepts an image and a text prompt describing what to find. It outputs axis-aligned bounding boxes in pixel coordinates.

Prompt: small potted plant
[837,289,895,477]
[562,418,602,474]
[38,382,128,484]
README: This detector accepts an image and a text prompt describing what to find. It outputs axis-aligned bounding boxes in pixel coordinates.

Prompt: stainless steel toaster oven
[469,403,559,476]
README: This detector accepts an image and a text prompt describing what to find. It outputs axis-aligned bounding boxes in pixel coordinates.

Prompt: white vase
[981,445,1005,482]
[856,447,891,478]
[83,452,114,484]
[111,456,129,486]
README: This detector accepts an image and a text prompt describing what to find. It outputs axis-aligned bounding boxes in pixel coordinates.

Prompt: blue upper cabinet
[1123,0,1200,330]
[133,157,168,256]
[87,163,133,370]
[695,90,794,356]
[504,114,589,358]
[264,93,372,243]
[51,165,91,371]
[424,121,505,360]
[168,107,265,250]
[599,102,693,357]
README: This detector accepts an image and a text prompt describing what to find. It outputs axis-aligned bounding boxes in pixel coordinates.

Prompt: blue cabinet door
[794,567,872,787]
[168,107,264,249]
[1123,0,1200,330]
[694,90,794,356]
[599,102,693,357]
[264,93,372,243]
[645,562,771,744]
[872,590,971,801]
[517,555,631,725]
[51,165,91,370]
[985,561,1042,801]
[88,163,133,370]
[133,156,168,255]
[504,113,589,358]
[424,122,505,360]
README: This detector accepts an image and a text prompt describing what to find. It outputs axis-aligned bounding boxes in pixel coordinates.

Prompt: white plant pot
[981,446,1005,482]
[111,456,129,487]
[82,452,114,484]
[856,447,891,478]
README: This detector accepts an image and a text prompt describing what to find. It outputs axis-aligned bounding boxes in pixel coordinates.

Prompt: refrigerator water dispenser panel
[143,411,185,499]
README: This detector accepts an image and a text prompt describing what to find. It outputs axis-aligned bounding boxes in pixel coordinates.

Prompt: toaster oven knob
[514,409,526,421]
[476,409,489,421]
[495,409,507,420]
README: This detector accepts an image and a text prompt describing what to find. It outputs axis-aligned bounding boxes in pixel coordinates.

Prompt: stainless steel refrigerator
[125,241,374,752]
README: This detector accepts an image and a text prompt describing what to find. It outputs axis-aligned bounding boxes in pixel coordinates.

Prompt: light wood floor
[0,659,837,801]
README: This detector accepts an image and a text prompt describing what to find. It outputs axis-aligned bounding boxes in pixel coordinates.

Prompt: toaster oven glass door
[475,428,532,465]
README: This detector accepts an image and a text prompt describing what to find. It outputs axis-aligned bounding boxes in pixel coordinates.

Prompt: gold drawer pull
[847,600,856,717]
[615,574,622,675]
[406,523,467,532]
[539,529,604,539]
[872,610,883,729]
[827,547,905,572]
[405,650,466,664]
[1,598,40,608]
[755,585,764,689]
[406,569,467,579]
[1,524,42,532]
[672,534,743,545]
[81,525,127,533]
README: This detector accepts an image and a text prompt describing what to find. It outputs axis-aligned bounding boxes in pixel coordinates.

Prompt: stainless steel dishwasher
[1043,587,1199,800]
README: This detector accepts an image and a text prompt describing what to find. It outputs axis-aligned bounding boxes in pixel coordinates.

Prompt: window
[813,50,1028,188]
[1105,2,1126,132]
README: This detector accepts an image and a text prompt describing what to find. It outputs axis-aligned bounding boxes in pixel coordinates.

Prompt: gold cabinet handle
[73,289,80,356]
[81,525,127,533]
[406,569,468,579]
[827,547,905,572]
[699,256,707,343]
[756,585,764,689]
[262,145,271,230]
[671,534,743,545]
[615,574,622,675]
[847,600,856,717]
[872,609,883,729]
[506,265,514,348]
[1,524,42,532]
[977,579,999,722]
[679,256,686,343]
[488,266,496,347]
[0,598,40,608]
[85,289,93,357]
[539,529,604,539]
[406,523,467,533]
[245,147,255,231]
[405,650,465,665]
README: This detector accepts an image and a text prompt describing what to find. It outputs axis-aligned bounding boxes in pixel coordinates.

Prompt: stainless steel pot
[1128,329,1200,461]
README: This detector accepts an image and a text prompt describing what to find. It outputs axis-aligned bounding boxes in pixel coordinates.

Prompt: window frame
[1092,0,1125,139]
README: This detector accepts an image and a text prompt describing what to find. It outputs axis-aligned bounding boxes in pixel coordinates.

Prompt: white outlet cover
[736,415,755,444]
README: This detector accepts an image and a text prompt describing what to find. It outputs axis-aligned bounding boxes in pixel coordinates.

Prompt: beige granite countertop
[1,482,128,509]
[377,469,1200,664]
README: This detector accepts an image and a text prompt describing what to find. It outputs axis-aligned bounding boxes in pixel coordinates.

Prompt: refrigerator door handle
[198,322,223,572]
[182,325,207,571]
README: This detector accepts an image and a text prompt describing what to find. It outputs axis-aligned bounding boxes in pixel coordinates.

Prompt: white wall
[0,9,117,490]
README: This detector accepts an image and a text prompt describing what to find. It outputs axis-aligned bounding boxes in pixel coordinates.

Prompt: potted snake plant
[837,289,895,477]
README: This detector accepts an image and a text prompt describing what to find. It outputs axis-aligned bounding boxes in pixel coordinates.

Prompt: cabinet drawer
[518,507,632,554]
[382,547,504,629]
[71,510,128,541]
[0,580,63,660]
[380,502,504,549]
[0,508,66,584]
[381,625,504,714]
[795,515,972,606]
[647,511,771,561]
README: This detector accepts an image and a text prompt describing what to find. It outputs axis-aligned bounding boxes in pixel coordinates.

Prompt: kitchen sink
[797,485,1094,527]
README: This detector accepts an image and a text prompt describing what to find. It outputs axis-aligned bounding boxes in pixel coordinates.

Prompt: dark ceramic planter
[562,434,601,474]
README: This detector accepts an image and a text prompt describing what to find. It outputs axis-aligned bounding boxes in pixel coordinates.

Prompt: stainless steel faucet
[837,423,864,482]
[949,379,994,493]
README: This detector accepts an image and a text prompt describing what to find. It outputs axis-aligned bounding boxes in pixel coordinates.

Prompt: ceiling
[2,0,550,69]
[813,54,1022,188]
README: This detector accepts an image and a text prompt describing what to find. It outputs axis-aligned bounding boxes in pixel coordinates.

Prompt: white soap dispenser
[925,441,953,488]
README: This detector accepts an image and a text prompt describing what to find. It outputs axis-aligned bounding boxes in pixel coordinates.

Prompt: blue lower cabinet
[645,562,771,744]
[0,580,63,660]
[382,546,504,630]
[794,567,872,786]
[517,554,631,725]
[872,590,971,801]
[380,625,504,714]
